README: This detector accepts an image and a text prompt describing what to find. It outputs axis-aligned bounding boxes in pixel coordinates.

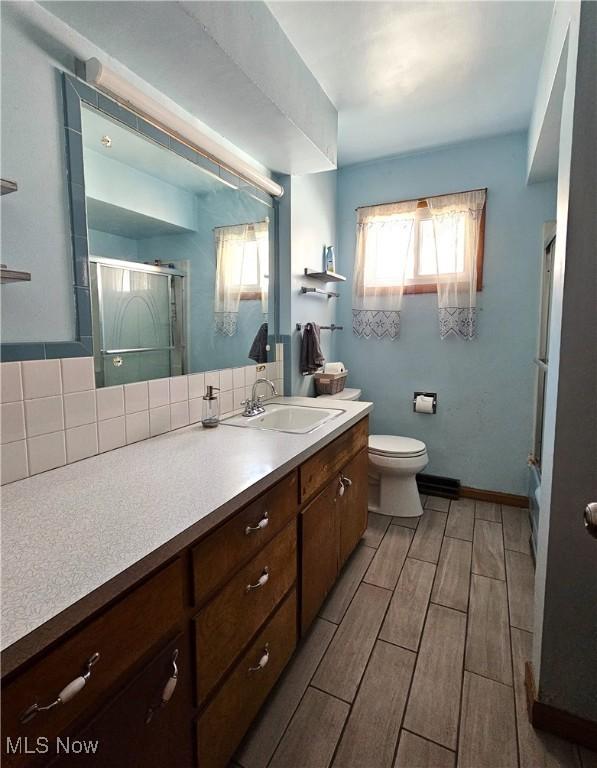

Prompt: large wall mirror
[1,74,278,387]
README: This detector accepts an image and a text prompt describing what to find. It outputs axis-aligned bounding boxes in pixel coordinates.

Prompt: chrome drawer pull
[20,652,100,724]
[245,511,269,535]
[338,474,352,496]
[145,649,179,724]
[246,567,269,592]
[248,644,270,673]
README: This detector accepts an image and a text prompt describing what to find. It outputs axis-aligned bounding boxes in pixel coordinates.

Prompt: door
[300,478,339,633]
[338,448,369,567]
[49,635,193,768]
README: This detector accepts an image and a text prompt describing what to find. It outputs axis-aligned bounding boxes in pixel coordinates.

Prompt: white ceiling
[269,1,554,166]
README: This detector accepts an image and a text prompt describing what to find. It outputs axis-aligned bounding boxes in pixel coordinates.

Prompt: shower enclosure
[90,256,186,387]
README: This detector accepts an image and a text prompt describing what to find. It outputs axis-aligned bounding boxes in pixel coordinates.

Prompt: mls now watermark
[6,736,100,755]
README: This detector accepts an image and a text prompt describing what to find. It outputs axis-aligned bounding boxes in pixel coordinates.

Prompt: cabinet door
[49,635,193,768]
[300,478,339,633]
[338,448,369,567]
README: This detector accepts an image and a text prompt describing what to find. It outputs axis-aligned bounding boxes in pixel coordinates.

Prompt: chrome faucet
[242,378,278,417]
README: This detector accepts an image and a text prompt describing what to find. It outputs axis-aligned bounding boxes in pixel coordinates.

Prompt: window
[214,220,269,301]
[360,193,485,295]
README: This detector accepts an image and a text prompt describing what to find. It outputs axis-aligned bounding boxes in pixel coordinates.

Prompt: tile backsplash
[0,347,284,485]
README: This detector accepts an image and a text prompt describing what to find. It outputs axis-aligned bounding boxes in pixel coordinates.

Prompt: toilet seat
[368,435,427,458]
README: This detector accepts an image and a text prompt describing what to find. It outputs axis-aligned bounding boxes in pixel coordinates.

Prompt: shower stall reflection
[90,256,186,387]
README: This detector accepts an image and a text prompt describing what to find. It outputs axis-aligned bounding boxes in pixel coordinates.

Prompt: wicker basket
[314,370,348,396]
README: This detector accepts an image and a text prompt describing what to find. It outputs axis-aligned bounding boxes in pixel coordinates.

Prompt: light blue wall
[88,230,140,261]
[289,171,338,396]
[335,133,556,495]
[84,150,197,231]
[0,5,74,342]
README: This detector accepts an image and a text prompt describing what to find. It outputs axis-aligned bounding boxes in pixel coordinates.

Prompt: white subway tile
[66,423,98,463]
[232,367,245,390]
[98,416,126,453]
[150,406,171,437]
[64,390,96,429]
[27,431,66,474]
[220,390,233,415]
[189,397,202,424]
[126,411,150,444]
[124,381,149,414]
[1,362,23,403]
[24,396,64,437]
[149,378,169,409]
[188,372,205,400]
[205,370,219,390]
[170,401,189,430]
[1,440,28,484]
[233,388,245,411]
[169,375,188,403]
[96,386,124,421]
[61,357,95,393]
[219,368,233,392]
[1,402,26,443]
[21,360,62,399]
[266,361,276,380]
[245,365,257,387]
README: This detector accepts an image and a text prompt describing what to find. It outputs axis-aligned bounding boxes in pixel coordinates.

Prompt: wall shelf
[300,286,338,298]
[304,268,346,283]
[1,265,31,284]
[1,179,18,196]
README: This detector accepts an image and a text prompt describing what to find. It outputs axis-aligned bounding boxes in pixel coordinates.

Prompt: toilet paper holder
[413,392,437,414]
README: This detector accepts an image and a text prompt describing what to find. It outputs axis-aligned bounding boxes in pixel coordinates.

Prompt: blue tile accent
[138,118,169,148]
[75,287,92,338]
[69,182,87,238]
[219,167,240,189]
[0,343,46,362]
[72,236,90,288]
[97,94,138,130]
[70,77,99,109]
[195,153,220,179]
[169,137,198,164]
[44,341,91,359]
[65,128,85,187]
[62,77,82,133]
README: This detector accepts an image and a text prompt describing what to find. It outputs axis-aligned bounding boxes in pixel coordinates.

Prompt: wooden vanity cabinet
[300,420,370,633]
[2,416,369,768]
[48,634,194,768]
[338,448,369,566]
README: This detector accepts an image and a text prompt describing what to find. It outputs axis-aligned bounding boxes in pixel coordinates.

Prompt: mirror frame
[1,72,278,364]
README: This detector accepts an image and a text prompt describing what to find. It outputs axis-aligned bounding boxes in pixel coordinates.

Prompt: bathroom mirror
[0,74,277,381]
[81,103,276,387]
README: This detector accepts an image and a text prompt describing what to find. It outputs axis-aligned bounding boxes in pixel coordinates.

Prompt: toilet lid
[318,387,362,401]
[369,435,427,458]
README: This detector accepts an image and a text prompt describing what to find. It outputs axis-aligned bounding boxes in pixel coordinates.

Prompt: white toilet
[368,435,428,517]
[318,388,428,518]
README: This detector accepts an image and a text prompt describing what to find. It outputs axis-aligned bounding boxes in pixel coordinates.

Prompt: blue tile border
[1,70,276,363]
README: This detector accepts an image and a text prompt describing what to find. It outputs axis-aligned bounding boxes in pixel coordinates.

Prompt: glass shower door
[94,261,174,386]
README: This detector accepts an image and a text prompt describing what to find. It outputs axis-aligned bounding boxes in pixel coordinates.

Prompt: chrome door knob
[585,503,597,539]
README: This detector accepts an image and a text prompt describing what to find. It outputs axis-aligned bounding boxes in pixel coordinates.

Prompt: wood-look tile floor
[234,497,595,768]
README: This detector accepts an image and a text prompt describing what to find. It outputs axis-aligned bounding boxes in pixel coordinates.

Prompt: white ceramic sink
[223,403,344,434]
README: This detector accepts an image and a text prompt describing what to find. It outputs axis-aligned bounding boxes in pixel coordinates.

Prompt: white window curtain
[427,189,486,340]
[352,200,418,340]
[214,221,269,336]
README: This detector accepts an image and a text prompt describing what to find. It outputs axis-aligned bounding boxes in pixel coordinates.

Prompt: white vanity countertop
[1,397,372,657]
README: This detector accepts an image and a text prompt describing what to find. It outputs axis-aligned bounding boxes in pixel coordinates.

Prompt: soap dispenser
[201,386,220,428]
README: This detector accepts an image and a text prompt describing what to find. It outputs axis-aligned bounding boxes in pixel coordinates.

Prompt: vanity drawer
[1,558,184,768]
[194,519,296,703]
[300,416,369,503]
[196,589,297,768]
[192,470,298,605]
